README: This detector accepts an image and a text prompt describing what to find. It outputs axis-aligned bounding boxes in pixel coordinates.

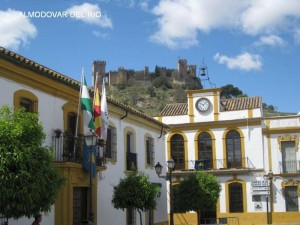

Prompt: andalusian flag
[81,75,95,134]
[93,82,101,137]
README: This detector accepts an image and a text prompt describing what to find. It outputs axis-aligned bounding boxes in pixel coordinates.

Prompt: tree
[0,106,65,219]
[174,171,221,225]
[220,84,244,98]
[184,75,203,90]
[112,171,159,225]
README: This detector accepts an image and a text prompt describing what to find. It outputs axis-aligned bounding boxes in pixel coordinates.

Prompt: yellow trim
[248,109,253,118]
[170,118,262,132]
[186,88,221,95]
[277,135,299,151]
[213,91,219,121]
[62,102,82,133]
[194,130,216,169]
[281,180,300,196]
[267,134,272,171]
[54,162,98,225]
[188,93,194,123]
[157,116,162,123]
[225,179,247,213]
[263,127,300,134]
[222,128,245,168]
[14,89,38,113]
[167,132,188,169]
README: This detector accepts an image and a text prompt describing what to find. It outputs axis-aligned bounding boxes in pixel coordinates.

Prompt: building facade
[0,47,169,225]
[156,88,300,225]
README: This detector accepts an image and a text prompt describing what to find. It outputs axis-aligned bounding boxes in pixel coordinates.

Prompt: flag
[81,75,95,134]
[101,81,109,141]
[83,139,97,178]
[93,83,101,137]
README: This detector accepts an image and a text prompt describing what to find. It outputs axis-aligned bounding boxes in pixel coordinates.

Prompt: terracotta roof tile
[159,103,188,116]
[221,96,262,111]
[159,96,262,116]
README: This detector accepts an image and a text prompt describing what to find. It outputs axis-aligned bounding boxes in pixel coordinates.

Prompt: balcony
[172,157,258,174]
[51,132,105,166]
[279,160,300,174]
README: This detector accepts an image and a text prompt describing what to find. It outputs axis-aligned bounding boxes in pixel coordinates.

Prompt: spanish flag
[93,82,101,137]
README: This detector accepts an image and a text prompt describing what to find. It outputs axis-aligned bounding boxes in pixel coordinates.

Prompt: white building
[156,88,300,225]
[0,47,169,225]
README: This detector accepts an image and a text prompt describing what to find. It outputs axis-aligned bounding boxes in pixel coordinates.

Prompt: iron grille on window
[229,182,243,213]
[106,126,117,161]
[285,186,299,211]
[146,137,154,166]
[127,208,136,225]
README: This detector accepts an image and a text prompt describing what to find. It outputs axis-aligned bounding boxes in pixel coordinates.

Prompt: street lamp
[84,134,105,224]
[155,159,175,225]
[267,170,274,224]
[265,170,274,224]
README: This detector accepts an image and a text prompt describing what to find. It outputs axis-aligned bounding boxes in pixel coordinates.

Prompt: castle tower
[177,59,187,81]
[92,61,106,87]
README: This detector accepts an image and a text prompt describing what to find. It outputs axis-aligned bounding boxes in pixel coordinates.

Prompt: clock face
[196,98,210,112]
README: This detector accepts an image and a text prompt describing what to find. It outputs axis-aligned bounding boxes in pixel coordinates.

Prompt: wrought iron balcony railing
[279,160,300,174]
[51,133,105,166]
[171,157,256,171]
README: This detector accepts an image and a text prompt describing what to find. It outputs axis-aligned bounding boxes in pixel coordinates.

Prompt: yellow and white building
[0,46,169,225]
[156,88,300,225]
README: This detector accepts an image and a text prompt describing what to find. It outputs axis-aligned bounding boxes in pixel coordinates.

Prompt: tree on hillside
[174,171,221,225]
[183,75,203,90]
[112,171,160,225]
[220,84,244,98]
[0,106,65,219]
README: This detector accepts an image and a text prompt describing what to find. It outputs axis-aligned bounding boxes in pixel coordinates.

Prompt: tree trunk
[197,210,200,225]
[137,209,143,225]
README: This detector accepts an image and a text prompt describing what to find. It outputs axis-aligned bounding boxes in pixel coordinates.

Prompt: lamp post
[268,170,274,224]
[84,134,105,224]
[155,159,175,225]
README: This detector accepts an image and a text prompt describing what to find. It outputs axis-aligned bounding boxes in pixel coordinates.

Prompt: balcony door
[282,141,296,173]
[226,130,242,169]
[171,134,185,170]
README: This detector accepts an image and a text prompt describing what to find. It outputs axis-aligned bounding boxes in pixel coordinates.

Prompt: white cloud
[294,29,300,45]
[214,52,262,71]
[150,0,300,48]
[254,35,285,47]
[0,9,37,51]
[92,31,109,39]
[65,3,113,28]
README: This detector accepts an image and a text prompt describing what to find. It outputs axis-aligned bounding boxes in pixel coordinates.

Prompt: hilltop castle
[92,59,197,87]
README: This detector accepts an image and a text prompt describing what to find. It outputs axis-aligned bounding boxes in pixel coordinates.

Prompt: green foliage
[146,86,156,97]
[184,75,203,90]
[220,84,244,99]
[0,106,65,219]
[173,89,187,103]
[152,77,172,89]
[112,171,159,225]
[174,172,221,225]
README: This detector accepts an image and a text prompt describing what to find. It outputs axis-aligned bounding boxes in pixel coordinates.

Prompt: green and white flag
[81,74,95,134]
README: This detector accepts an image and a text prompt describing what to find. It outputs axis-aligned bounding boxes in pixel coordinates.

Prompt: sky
[0,0,300,113]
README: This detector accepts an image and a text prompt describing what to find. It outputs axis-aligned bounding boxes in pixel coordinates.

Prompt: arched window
[229,182,243,213]
[14,90,38,113]
[198,132,213,169]
[171,134,185,170]
[226,130,241,168]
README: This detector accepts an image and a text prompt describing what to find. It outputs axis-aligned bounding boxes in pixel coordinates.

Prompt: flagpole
[73,67,84,159]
